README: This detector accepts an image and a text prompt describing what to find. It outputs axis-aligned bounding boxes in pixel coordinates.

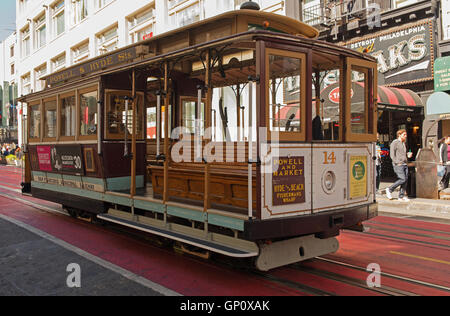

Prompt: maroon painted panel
[102,142,146,178]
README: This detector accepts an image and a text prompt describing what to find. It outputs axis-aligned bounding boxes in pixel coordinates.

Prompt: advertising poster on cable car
[34,145,84,175]
[349,155,367,199]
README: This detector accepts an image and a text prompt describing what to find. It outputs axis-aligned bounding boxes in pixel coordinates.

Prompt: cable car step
[97,211,259,258]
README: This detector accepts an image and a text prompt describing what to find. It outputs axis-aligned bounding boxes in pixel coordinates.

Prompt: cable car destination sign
[45,47,138,87]
[272,156,305,206]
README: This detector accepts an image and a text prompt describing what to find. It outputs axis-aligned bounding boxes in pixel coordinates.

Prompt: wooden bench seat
[149,163,256,212]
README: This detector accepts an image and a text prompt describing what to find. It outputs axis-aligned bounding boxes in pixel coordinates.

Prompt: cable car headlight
[322,170,336,193]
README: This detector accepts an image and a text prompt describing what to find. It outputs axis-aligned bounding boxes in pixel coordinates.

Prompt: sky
[0,0,16,42]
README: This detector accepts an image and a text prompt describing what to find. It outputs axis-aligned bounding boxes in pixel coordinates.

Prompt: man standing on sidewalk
[386,129,413,201]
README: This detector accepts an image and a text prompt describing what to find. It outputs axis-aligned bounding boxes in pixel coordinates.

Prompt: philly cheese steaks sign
[345,20,434,86]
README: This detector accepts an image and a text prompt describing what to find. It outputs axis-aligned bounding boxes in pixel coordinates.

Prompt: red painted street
[0,165,449,296]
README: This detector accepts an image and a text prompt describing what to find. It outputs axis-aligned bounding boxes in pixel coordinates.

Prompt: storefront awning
[276,83,424,121]
[377,85,423,109]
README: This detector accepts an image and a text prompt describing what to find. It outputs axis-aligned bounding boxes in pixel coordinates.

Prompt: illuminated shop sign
[344,19,434,86]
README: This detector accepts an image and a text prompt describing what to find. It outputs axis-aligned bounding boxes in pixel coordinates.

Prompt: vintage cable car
[20,7,377,271]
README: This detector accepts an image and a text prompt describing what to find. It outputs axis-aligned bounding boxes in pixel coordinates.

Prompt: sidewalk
[377,181,450,221]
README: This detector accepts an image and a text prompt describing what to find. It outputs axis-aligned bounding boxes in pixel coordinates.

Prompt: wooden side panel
[150,165,256,213]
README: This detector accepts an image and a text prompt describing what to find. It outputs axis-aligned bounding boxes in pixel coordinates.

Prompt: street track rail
[315,257,450,293]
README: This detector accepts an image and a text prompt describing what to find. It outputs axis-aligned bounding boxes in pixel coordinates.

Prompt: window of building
[52,53,66,72]
[97,0,114,9]
[34,64,47,92]
[21,26,31,58]
[10,45,14,57]
[71,0,88,26]
[21,73,31,95]
[80,89,98,137]
[44,99,57,139]
[170,2,201,28]
[234,0,261,10]
[128,6,155,43]
[96,25,118,55]
[10,64,14,75]
[29,102,41,139]
[72,40,89,64]
[35,13,47,49]
[52,0,65,37]
[60,94,76,138]
[19,0,30,13]
[394,0,419,9]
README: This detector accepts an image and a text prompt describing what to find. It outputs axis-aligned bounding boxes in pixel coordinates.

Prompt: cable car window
[60,95,76,137]
[146,104,172,139]
[29,103,40,139]
[80,90,98,136]
[44,99,57,138]
[105,90,144,139]
[181,98,204,136]
[345,58,377,142]
[266,49,306,141]
[312,51,343,141]
[350,66,369,134]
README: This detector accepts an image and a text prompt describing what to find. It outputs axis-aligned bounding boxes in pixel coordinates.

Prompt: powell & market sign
[45,47,138,86]
[344,19,434,86]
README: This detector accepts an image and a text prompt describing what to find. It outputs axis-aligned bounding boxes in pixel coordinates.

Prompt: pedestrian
[438,135,450,190]
[15,147,23,167]
[385,129,413,201]
[376,133,382,193]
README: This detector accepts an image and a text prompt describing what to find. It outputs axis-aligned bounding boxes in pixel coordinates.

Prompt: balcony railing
[303,0,393,27]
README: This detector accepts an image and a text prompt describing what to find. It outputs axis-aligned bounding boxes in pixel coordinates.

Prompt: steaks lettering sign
[272,156,305,206]
[344,19,434,86]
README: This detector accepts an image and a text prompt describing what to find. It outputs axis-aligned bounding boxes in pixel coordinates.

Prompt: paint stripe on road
[0,213,182,296]
[390,251,450,266]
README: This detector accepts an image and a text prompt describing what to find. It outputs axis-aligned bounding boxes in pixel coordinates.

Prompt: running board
[97,210,259,258]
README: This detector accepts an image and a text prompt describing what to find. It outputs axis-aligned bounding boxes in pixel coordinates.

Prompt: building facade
[0,32,18,143]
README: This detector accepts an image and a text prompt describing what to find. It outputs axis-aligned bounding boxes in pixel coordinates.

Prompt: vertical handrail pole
[248,80,253,219]
[163,62,169,205]
[196,85,202,162]
[97,100,102,155]
[156,92,161,157]
[124,96,129,157]
[131,69,137,198]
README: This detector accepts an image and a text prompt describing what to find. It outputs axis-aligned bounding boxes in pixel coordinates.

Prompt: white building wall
[443,0,450,41]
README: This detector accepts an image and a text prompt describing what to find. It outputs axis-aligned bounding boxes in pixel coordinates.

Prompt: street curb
[376,196,450,219]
